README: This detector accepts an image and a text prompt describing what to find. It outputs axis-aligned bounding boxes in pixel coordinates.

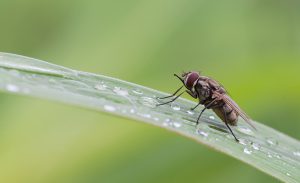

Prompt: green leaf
[0,52,299,183]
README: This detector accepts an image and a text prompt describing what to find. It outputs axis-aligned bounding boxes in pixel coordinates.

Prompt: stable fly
[157,71,256,142]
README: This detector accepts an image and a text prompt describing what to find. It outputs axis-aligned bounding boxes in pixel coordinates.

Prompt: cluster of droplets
[2,67,299,182]
[113,86,129,96]
[85,79,296,180]
[162,118,182,128]
[94,81,108,91]
[139,96,158,108]
[236,138,262,155]
[60,78,300,181]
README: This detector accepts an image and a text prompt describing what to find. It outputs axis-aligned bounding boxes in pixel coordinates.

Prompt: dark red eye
[185,72,199,89]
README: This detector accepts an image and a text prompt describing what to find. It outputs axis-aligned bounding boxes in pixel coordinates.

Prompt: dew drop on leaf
[140,97,158,108]
[209,115,215,120]
[113,87,128,96]
[237,126,254,136]
[239,139,250,146]
[266,137,278,146]
[267,152,273,158]
[132,88,143,95]
[243,148,252,155]
[94,81,108,90]
[293,151,300,157]
[187,110,194,115]
[171,103,180,111]
[251,143,261,150]
[153,117,159,121]
[173,122,182,128]
[6,84,19,92]
[139,113,151,118]
[196,129,209,138]
[104,105,116,112]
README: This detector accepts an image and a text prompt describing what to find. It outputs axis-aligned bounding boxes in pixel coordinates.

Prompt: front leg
[186,90,203,111]
[186,90,197,99]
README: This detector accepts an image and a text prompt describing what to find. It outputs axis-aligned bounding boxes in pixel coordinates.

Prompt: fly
[157,71,256,142]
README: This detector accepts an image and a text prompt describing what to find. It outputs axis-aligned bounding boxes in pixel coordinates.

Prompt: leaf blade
[0,52,299,183]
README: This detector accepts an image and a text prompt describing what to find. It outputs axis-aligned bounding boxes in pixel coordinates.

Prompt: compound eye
[185,72,199,89]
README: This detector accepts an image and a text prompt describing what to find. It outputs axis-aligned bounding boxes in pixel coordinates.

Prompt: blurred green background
[0,0,299,182]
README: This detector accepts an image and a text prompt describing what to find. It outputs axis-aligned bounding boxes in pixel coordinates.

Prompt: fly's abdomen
[212,103,238,126]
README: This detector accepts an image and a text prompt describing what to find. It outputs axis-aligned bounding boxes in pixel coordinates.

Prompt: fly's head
[178,71,200,90]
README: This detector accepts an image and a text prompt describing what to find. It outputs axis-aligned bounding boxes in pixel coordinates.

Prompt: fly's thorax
[195,80,211,100]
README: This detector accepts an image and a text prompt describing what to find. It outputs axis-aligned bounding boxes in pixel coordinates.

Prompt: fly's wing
[206,77,227,94]
[219,93,257,130]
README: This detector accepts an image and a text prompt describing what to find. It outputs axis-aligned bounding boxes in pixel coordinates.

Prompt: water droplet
[153,117,159,121]
[104,105,116,112]
[275,154,281,159]
[266,137,278,146]
[293,151,300,157]
[94,82,108,90]
[173,122,182,128]
[113,87,128,96]
[139,113,151,118]
[267,152,273,158]
[129,109,136,114]
[187,110,194,115]
[237,126,254,136]
[286,172,291,177]
[171,103,180,111]
[140,97,158,108]
[132,88,143,95]
[6,84,19,92]
[196,129,209,137]
[209,115,215,120]
[165,118,171,122]
[239,139,250,146]
[251,143,260,150]
[243,148,252,155]
[162,119,172,126]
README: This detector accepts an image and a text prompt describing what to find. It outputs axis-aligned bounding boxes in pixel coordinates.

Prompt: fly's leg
[185,90,201,110]
[157,86,183,99]
[191,102,201,111]
[186,90,197,99]
[196,98,219,124]
[223,110,239,142]
[174,74,185,84]
[156,91,185,106]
